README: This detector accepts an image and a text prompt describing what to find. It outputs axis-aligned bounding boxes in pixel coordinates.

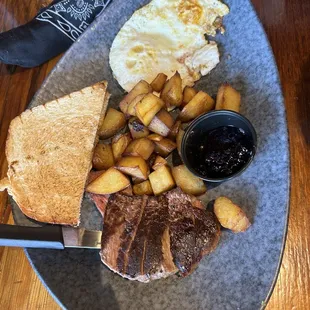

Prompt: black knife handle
[0,224,64,249]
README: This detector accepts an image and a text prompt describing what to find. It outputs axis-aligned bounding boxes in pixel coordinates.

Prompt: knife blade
[0,224,101,249]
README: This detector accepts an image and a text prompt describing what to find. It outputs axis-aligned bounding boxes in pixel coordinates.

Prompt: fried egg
[109,0,229,91]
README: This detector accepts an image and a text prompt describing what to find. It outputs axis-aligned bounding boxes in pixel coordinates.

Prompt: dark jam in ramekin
[185,125,254,179]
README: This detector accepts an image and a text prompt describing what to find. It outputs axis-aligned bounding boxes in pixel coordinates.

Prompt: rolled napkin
[0,0,111,67]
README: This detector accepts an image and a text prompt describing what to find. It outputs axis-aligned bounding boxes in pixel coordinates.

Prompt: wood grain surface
[0,0,309,309]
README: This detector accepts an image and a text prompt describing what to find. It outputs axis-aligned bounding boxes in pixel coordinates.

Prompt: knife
[0,224,101,249]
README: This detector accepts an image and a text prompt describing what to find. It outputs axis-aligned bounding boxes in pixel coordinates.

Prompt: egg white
[110,0,229,91]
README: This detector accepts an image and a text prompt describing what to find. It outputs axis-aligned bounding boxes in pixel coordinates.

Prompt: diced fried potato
[112,133,132,161]
[86,167,130,194]
[150,73,168,92]
[214,197,251,233]
[132,176,145,184]
[133,180,154,195]
[152,155,168,171]
[172,165,207,196]
[119,80,152,115]
[148,109,174,136]
[99,108,126,139]
[123,138,154,160]
[147,133,164,142]
[179,91,215,122]
[160,72,183,108]
[136,93,165,126]
[215,84,241,112]
[120,184,133,196]
[176,128,185,157]
[168,120,182,141]
[128,117,150,139]
[149,165,175,195]
[154,138,177,157]
[127,93,147,116]
[181,87,197,108]
[115,156,149,180]
[92,143,115,170]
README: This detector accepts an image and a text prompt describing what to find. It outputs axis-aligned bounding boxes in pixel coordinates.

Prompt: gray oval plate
[11,0,289,309]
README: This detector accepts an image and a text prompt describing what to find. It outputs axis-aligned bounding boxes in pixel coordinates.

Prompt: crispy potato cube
[152,155,168,170]
[214,197,251,233]
[160,72,183,108]
[182,87,197,108]
[127,93,147,116]
[168,120,182,141]
[151,73,168,92]
[172,165,207,196]
[99,108,126,139]
[123,138,155,160]
[120,184,133,196]
[149,165,175,195]
[119,80,152,115]
[115,156,149,180]
[128,117,150,139]
[154,138,177,157]
[133,180,154,195]
[136,93,165,126]
[179,91,215,122]
[215,84,241,112]
[176,128,185,157]
[112,133,132,161]
[86,167,130,194]
[148,109,174,137]
[92,143,115,170]
[147,133,164,142]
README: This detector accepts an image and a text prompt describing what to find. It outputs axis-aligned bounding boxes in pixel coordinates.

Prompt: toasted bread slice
[1,81,109,226]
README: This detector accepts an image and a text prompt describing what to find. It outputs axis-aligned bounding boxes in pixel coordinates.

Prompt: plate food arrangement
[0,0,289,309]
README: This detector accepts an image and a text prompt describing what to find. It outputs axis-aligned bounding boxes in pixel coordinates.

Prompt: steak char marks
[91,188,220,282]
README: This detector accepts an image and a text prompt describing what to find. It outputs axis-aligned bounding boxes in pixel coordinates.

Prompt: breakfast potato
[147,133,164,142]
[152,155,168,170]
[123,137,155,160]
[112,133,132,161]
[128,117,150,139]
[119,80,152,115]
[179,91,215,122]
[99,108,126,139]
[115,156,149,180]
[87,170,105,185]
[92,143,115,170]
[120,184,133,196]
[176,128,185,157]
[86,167,130,194]
[150,73,168,92]
[133,180,154,196]
[149,165,175,195]
[148,109,174,136]
[181,87,197,108]
[168,120,182,141]
[136,93,165,126]
[160,71,183,108]
[127,93,147,116]
[154,138,177,157]
[214,197,251,233]
[215,83,241,112]
[172,165,207,196]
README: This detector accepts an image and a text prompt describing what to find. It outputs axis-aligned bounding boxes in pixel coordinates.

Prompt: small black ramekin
[181,110,257,183]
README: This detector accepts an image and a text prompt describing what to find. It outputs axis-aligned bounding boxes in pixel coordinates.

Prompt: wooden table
[0,0,309,309]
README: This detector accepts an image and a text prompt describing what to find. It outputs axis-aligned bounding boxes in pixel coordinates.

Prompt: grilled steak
[90,188,220,282]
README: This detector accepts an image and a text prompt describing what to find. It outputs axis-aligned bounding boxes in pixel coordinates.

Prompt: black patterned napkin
[0,0,111,67]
